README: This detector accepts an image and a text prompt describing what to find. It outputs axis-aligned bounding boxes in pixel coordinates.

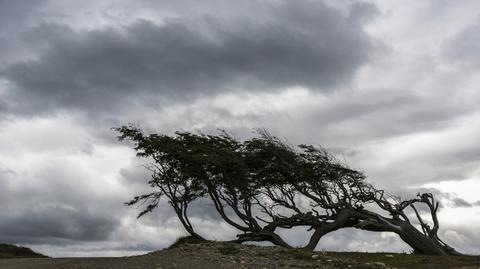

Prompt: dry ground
[1,242,479,269]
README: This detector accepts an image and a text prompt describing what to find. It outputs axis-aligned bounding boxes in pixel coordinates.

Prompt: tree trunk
[172,204,206,241]
[303,225,336,251]
[303,209,354,251]
[353,212,460,256]
[184,227,206,241]
[395,222,460,255]
[232,231,292,248]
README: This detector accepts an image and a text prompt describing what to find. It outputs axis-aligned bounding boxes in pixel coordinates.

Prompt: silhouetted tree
[116,126,460,255]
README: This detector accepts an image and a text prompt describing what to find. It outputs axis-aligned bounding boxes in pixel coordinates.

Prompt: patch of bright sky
[421,178,480,204]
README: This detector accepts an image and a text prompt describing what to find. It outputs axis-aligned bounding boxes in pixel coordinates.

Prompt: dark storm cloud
[0,206,117,244]
[2,0,478,258]
[0,164,122,245]
[1,0,377,116]
[0,0,40,32]
[0,0,47,66]
[3,0,46,20]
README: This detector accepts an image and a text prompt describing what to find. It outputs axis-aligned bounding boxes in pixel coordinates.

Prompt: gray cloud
[0,1,39,38]
[399,187,480,209]
[0,0,47,66]
[0,160,124,246]
[451,198,473,207]
[211,89,473,147]
[446,21,480,65]
[1,0,480,258]
[1,0,377,116]
[0,206,117,243]
[0,152,228,254]
[0,168,14,205]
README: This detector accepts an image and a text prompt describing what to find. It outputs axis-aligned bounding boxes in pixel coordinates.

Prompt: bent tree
[116,126,461,255]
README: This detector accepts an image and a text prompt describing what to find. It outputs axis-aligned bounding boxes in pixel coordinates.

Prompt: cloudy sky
[1,0,480,257]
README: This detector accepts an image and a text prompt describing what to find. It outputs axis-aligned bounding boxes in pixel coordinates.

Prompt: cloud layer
[1,0,376,116]
[0,0,480,257]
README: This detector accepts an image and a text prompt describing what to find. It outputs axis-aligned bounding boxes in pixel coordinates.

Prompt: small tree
[116,126,460,255]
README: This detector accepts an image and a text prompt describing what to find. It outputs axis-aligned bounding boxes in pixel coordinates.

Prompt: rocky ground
[0,241,479,269]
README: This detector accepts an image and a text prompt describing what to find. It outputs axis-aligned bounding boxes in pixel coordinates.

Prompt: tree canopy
[115,126,460,255]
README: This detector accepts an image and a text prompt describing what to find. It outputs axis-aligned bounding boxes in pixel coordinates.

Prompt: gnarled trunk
[303,209,354,251]
[232,230,292,248]
[301,208,461,255]
[353,211,460,256]
[395,222,460,255]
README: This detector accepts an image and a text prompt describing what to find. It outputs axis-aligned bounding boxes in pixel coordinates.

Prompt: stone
[373,261,386,267]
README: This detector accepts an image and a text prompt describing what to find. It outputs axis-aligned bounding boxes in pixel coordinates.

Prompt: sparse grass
[1,241,479,268]
[325,251,480,269]
[0,243,47,259]
[167,235,208,249]
[218,244,238,256]
[260,247,480,269]
[283,248,314,260]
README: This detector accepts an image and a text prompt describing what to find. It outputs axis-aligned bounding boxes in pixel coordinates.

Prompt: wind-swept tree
[116,126,460,255]
[243,132,460,255]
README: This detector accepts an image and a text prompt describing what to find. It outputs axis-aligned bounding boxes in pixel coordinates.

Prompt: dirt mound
[0,241,478,268]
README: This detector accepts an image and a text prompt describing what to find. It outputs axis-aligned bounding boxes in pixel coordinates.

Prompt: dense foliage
[116,126,460,255]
